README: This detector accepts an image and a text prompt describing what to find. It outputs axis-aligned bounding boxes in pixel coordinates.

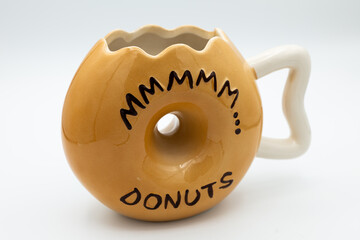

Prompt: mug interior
[105,26,222,56]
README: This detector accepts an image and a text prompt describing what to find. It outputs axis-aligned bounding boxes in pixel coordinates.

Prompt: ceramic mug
[62,25,311,221]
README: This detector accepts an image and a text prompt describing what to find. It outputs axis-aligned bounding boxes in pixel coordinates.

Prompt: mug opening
[104,26,222,56]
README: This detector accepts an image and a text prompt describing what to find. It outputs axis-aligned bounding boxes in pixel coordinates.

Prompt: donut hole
[156,113,180,136]
[145,103,208,164]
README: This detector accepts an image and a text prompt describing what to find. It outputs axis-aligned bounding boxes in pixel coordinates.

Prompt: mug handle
[247,45,311,159]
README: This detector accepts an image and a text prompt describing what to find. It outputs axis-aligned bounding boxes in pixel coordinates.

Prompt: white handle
[248,45,311,159]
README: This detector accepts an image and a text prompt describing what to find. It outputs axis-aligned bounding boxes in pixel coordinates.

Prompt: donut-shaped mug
[61,25,311,222]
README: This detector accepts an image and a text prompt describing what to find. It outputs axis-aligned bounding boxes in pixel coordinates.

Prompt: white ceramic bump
[248,45,311,159]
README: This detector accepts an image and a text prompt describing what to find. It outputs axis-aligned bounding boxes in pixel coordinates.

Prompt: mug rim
[102,25,229,58]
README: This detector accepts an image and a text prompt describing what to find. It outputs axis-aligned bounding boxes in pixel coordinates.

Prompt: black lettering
[217,80,239,108]
[184,189,200,206]
[143,193,162,210]
[196,70,217,92]
[219,171,233,189]
[201,181,217,198]
[167,70,193,91]
[164,191,181,209]
[120,188,141,205]
[120,93,146,130]
[139,77,164,104]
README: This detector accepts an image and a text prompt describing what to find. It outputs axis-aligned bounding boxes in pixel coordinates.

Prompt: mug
[61,25,311,221]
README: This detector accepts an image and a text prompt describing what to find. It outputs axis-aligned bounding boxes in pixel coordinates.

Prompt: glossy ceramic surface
[62,26,263,221]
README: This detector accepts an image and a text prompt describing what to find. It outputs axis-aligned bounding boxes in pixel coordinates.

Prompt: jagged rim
[102,25,228,58]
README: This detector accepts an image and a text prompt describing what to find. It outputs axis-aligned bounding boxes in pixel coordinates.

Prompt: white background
[1,0,359,239]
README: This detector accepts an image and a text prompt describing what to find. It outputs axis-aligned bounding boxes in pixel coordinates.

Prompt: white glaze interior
[105,26,224,56]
